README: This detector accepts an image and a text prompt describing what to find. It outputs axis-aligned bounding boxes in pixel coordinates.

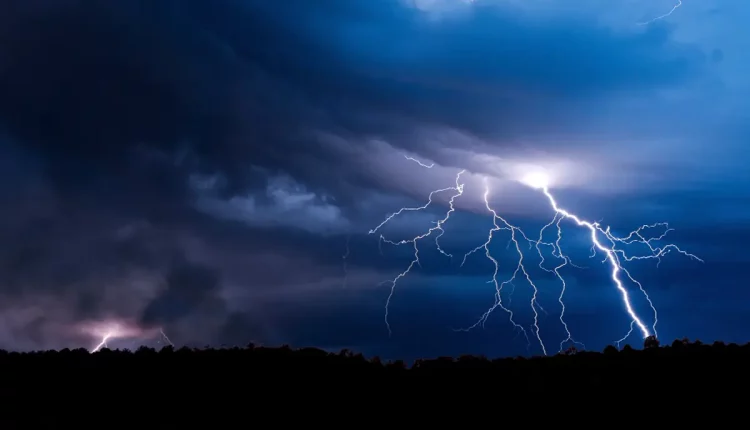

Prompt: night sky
[0,0,745,360]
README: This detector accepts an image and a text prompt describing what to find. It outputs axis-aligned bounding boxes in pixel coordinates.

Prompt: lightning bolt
[455,180,541,353]
[457,178,700,354]
[373,165,700,355]
[404,155,435,168]
[92,332,115,353]
[637,0,682,25]
[534,211,586,353]
[160,329,174,347]
[538,184,701,343]
[86,321,174,352]
[369,163,465,336]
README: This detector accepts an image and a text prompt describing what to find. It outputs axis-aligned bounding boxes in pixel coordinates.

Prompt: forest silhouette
[2,336,745,390]
[3,334,743,424]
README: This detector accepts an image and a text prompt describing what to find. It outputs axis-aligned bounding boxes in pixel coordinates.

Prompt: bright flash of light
[80,320,173,352]
[521,171,550,190]
[93,333,113,352]
[372,163,701,354]
[89,322,138,352]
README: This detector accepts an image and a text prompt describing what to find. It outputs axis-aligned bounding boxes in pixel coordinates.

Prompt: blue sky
[0,0,747,359]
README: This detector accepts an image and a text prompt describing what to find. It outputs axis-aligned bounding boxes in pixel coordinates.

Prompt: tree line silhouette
[2,335,747,399]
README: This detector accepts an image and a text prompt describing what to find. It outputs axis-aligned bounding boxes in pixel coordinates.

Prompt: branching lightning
[369,159,465,336]
[533,179,701,344]
[455,179,547,354]
[371,160,701,354]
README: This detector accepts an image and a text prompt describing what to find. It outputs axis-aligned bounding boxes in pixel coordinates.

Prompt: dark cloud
[0,0,730,354]
[140,260,225,327]
[0,0,703,196]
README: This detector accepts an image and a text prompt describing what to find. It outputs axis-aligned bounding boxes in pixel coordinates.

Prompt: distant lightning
[637,0,682,25]
[83,320,173,352]
[160,329,174,347]
[404,155,435,168]
[92,331,115,353]
[441,0,684,27]
[373,163,700,354]
[88,321,132,352]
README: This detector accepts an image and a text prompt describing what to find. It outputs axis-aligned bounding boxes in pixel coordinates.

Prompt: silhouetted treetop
[1,337,749,395]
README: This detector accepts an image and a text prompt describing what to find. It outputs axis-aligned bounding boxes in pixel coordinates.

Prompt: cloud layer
[0,0,745,355]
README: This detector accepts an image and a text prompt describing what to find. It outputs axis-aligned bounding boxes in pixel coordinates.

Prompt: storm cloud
[0,0,744,355]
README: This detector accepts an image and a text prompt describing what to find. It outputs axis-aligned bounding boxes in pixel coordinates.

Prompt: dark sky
[0,0,745,360]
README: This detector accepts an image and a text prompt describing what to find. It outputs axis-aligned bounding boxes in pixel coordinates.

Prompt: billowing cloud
[0,0,744,354]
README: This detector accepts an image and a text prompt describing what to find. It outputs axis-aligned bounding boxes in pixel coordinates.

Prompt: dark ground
[1,336,740,423]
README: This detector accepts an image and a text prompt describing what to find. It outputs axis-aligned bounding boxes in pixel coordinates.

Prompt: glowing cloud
[521,171,550,190]
[78,320,173,352]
